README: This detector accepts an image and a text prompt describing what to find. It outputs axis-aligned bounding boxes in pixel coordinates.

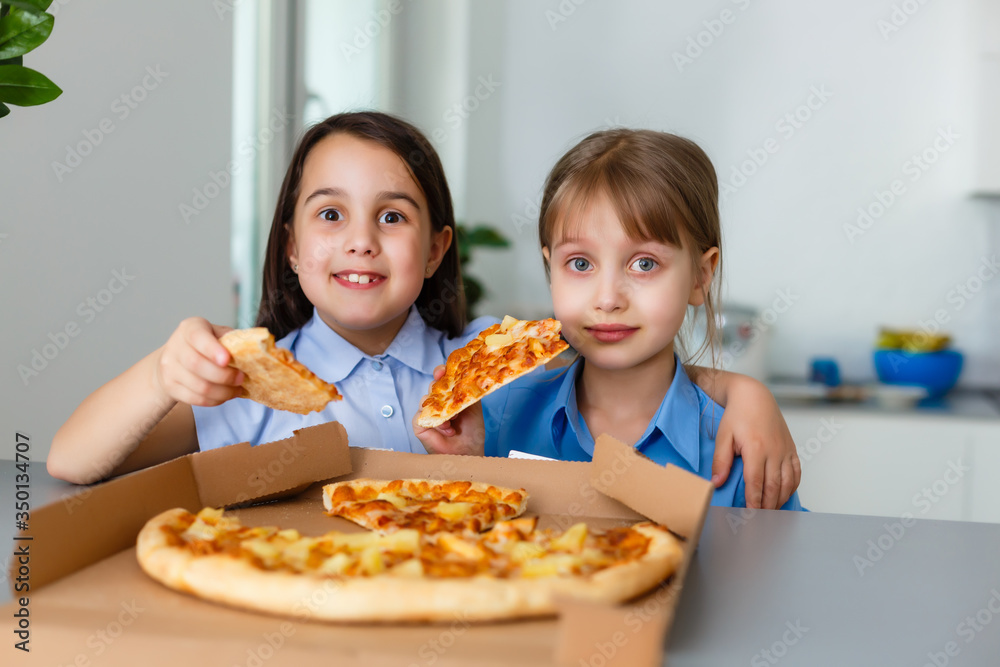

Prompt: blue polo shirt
[483,355,802,510]
[193,307,498,453]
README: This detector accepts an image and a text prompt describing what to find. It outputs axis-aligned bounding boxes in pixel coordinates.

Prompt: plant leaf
[0,101,9,118]
[465,225,511,247]
[3,1,53,15]
[0,54,22,66]
[0,8,52,59]
[0,64,60,105]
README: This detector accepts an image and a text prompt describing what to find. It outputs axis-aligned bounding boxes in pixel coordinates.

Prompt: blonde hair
[538,128,722,365]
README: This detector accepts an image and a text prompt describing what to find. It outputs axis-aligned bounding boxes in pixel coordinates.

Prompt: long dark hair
[255,111,466,340]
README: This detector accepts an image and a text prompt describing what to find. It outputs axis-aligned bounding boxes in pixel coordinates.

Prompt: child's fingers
[179,346,243,387]
[790,450,802,490]
[710,425,735,488]
[778,458,797,508]
[743,457,764,509]
[434,421,456,437]
[186,320,232,367]
[432,365,446,381]
[761,458,783,510]
[170,367,242,406]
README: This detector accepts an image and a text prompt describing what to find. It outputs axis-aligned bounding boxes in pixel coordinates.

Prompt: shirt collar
[551,354,703,470]
[645,354,703,471]
[382,307,447,374]
[551,358,592,451]
[293,307,445,383]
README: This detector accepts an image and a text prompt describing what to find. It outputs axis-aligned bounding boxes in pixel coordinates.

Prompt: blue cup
[810,358,841,387]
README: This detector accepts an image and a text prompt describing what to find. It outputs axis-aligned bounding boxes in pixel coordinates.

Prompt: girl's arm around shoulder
[685,365,801,510]
[47,317,245,484]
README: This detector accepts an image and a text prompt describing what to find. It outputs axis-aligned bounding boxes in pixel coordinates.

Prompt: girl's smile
[332,271,386,288]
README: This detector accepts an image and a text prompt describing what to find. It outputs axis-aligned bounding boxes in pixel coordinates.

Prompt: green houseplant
[0,0,61,118]
[456,223,510,320]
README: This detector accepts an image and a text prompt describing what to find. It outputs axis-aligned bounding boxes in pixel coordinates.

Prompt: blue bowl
[873,350,964,398]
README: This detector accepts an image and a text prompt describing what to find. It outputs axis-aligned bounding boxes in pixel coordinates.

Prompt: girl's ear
[425,226,453,278]
[541,247,552,283]
[688,247,719,306]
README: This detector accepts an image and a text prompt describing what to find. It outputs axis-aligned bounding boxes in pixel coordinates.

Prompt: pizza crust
[219,327,341,414]
[136,510,682,623]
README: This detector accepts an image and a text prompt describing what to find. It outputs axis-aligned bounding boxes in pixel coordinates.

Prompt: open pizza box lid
[6,421,712,666]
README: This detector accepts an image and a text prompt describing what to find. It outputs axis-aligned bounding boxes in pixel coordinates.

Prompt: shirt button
[380,405,394,418]
[371,360,383,370]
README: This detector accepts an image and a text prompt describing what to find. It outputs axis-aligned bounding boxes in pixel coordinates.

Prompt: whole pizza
[135,479,683,623]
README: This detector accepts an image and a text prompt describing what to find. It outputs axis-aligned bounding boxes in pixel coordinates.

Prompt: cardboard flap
[191,421,353,508]
[555,590,674,667]
[8,457,200,593]
[589,434,712,541]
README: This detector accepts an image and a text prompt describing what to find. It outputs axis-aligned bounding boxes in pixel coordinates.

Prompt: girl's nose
[345,220,380,256]
[594,273,626,312]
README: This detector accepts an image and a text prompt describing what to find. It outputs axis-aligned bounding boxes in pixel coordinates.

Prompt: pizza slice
[219,327,341,414]
[416,316,569,428]
[322,478,529,534]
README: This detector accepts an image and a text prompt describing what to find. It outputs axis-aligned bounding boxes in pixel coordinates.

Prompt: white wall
[457,0,1000,385]
[0,0,235,461]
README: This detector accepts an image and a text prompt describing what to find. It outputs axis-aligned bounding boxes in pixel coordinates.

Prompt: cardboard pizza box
[4,421,712,667]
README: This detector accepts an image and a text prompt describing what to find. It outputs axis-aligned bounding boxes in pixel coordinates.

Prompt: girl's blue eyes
[631,257,657,272]
[568,257,657,272]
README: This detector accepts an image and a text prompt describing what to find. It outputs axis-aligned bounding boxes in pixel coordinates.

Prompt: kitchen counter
[3,463,999,665]
[772,384,1000,421]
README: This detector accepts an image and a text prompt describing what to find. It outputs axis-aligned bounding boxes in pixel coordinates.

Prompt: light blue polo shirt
[483,355,803,510]
[193,307,499,453]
